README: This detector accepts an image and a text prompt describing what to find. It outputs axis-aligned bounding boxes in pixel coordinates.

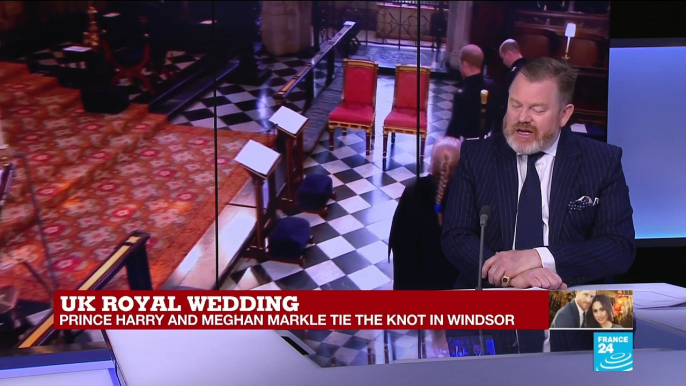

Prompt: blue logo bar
[594,332,633,371]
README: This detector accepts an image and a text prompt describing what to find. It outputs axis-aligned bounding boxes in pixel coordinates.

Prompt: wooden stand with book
[269,106,308,214]
[235,140,281,258]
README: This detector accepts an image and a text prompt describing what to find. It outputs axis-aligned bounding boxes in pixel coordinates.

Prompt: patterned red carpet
[0,62,272,302]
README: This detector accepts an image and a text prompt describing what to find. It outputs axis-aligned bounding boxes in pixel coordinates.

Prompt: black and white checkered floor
[209,68,459,366]
[138,52,457,366]
[211,72,459,291]
[169,55,334,130]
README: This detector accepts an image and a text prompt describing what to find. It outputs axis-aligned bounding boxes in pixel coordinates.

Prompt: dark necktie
[581,312,587,328]
[515,152,545,250]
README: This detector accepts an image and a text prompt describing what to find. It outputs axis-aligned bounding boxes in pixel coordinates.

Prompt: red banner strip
[53,290,549,330]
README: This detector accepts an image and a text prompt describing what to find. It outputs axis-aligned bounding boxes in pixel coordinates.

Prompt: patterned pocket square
[568,196,599,211]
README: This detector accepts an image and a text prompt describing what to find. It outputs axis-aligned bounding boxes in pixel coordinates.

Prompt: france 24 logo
[594,332,633,371]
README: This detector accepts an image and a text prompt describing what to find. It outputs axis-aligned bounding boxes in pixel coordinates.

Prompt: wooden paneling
[572,68,608,127]
[469,1,508,85]
[506,9,610,128]
[511,9,609,69]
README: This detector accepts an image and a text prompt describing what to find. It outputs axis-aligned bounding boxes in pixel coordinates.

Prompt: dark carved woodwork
[572,68,608,128]
[469,1,509,86]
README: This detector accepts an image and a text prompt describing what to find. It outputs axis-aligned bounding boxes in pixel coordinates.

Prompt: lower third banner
[53,290,549,330]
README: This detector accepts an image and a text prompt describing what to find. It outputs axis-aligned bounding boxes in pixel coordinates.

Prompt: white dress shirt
[512,133,561,272]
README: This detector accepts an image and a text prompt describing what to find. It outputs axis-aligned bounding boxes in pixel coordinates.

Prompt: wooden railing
[274,21,357,112]
[16,231,153,349]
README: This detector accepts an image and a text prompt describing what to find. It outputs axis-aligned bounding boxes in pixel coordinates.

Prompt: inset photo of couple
[549,290,633,330]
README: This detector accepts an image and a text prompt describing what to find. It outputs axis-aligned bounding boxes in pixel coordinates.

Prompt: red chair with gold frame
[382,65,431,160]
[328,59,379,155]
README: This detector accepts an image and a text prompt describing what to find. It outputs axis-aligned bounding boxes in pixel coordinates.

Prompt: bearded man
[440,57,636,290]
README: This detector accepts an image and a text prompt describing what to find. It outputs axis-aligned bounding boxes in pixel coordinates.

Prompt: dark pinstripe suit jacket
[441,127,636,289]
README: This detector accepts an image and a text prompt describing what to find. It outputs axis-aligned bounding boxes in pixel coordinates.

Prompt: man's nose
[517,109,532,123]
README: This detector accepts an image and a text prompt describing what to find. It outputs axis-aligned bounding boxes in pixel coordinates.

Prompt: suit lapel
[549,129,582,245]
[495,138,518,250]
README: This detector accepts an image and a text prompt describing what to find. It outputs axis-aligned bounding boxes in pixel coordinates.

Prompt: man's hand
[509,268,567,289]
[482,249,542,287]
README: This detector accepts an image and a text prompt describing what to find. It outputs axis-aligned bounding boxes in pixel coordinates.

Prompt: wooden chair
[382,65,431,160]
[101,13,154,94]
[328,59,379,155]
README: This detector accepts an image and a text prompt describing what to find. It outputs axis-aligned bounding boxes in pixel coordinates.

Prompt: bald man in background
[496,39,527,136]
[500,39,527,91]
[446,44,497,140]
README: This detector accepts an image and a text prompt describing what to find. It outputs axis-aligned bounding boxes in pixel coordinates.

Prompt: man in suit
[446,44,497,140]
[441,57,635,354]
[549,290,598,352]
[550,290,596,328]
[441,56,636,290]
[500,39,528,92]
[472,343,484,356]
[495,39,527,138]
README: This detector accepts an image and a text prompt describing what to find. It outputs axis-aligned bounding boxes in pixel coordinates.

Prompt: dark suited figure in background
[389,137,462,290]
[500,39,527,90]
[446,44,497,140]
[430,1,447,53]
[496,39,527,137]
[550,290,596,328]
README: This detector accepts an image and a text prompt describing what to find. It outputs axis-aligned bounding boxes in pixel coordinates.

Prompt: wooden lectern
[235,140,281,258]
[269,106,308,213]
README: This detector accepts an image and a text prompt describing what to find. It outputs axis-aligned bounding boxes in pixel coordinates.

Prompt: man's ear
[559,103,575,127]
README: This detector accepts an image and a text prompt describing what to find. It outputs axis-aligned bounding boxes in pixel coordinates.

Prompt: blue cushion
[268,217,312,260]
[297,174,333,210]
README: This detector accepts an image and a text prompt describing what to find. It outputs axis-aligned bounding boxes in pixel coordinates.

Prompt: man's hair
[499,39,520,55]
[518,57,577,106]
[459,44,484,69]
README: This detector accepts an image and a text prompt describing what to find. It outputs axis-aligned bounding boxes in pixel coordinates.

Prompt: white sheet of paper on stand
[570,123,588,133]
[64,46,92,52]
[235,140,280,176]
[269,106,307,136]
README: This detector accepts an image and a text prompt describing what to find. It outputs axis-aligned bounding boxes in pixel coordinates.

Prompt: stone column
[261,1,312,57]
[445,1,473,70]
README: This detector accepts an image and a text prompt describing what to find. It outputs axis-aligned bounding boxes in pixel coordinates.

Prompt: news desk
[1,283,686,385]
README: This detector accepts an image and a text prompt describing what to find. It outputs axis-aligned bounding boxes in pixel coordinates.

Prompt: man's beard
[503,120,559,155]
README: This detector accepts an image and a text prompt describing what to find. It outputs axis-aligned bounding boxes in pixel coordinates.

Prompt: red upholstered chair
[328,59,379,155]
[383,65,431,160]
